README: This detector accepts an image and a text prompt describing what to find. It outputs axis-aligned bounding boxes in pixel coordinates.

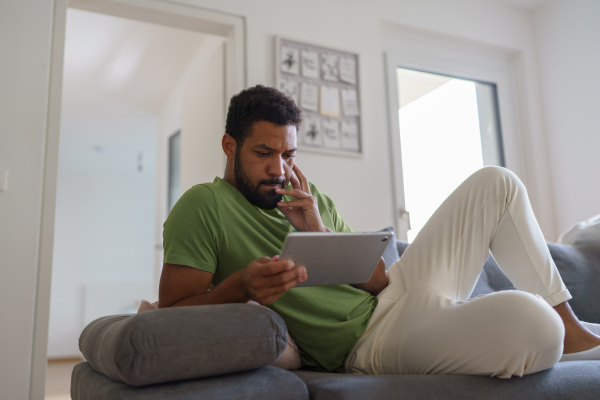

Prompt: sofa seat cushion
[72,362,309,400]
[294,361,600,400]
[79,303,288,386]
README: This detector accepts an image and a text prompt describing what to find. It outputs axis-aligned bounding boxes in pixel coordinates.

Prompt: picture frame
[275,37,362,157]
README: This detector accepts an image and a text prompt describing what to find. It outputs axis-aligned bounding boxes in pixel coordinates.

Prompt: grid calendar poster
[276,37,362,156]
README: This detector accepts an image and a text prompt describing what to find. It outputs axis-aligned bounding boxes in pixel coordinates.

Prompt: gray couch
[71,239,600,400]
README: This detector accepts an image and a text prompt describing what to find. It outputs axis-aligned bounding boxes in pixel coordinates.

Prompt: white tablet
[279,231,393,287]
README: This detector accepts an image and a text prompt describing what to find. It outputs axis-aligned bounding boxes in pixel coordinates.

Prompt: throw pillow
[379,226,401,269]
[558,214,600,249]
[79,303,288,386]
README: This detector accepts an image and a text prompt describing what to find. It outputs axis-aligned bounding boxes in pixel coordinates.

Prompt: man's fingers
[277,205,291,219]
[277,199,314,209]
[249,262,306,287]
[250,259,295,276]
[261,267,306,287]
[253,269,307,305]
[292,164,310,192]
[289,172,301,190]
[276,187,310,199]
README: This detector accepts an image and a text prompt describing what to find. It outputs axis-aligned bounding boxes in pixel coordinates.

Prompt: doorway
[396,67,504,242]
[48,8,215,360]
[39,0,245,397]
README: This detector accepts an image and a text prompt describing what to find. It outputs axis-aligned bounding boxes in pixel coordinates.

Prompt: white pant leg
[390,166,570,304]
[345,167,568,377]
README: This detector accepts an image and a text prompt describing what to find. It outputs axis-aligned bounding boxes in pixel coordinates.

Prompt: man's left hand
[276,164,330,233]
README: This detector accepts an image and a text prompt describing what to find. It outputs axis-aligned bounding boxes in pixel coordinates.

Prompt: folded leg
[346,167,570,377]
[391,166,570,304]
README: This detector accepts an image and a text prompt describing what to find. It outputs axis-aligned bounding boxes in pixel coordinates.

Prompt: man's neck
[223,162,236,189]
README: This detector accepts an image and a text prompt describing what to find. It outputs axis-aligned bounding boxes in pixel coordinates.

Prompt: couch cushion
[379,226,401,269]
[294,361,600,400]
[72,362,309,400]
[470,253,515,297]
[558,214,600,249]
[79,303,288,386]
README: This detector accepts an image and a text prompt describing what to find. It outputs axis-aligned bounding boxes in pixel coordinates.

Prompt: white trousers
[344,167,571,378]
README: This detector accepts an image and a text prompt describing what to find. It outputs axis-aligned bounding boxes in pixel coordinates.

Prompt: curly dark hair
[225,85,302,145]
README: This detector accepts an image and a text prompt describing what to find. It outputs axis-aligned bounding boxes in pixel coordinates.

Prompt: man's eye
[257,152,269,157]
[284,154,296,159]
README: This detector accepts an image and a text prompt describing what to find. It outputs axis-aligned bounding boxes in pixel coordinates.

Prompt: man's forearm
[352,258,389,296]
[159,269,251,308]
[159,257,306,308]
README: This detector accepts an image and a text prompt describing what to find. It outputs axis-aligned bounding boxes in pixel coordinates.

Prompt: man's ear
[222,133,236,160]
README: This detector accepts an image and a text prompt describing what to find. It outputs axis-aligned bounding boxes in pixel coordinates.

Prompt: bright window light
[399,78,484,242]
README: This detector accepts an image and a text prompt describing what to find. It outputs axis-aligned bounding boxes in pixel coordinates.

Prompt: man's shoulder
[182,178,234,200]
[308,181,334,205]
[308,181,325,196]
[170,179,234,216]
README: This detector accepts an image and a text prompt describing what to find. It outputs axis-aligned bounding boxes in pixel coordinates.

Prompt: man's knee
[470,166,526,196]
[495,291,564,353]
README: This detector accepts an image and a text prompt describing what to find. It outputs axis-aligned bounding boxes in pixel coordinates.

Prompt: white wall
[0,0,57,398]
[155,35,226,287]
[532,0,600,236]
[180,41,226,192]
[48,97,157,357]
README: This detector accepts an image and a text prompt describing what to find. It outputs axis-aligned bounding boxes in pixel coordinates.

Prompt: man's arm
[158,257,307,308]
[351,257,389,296]
[277,164,389,295]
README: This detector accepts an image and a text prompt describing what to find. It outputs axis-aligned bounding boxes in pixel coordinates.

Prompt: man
[159,85,600,377]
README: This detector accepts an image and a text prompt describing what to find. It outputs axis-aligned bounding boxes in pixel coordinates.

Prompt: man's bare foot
[554,302,600,354]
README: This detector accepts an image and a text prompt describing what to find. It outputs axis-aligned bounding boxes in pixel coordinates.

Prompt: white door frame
[32,1,245,398]
[383,33,523,241]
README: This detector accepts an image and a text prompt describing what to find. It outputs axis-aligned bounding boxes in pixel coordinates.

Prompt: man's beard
[234,150,286,209]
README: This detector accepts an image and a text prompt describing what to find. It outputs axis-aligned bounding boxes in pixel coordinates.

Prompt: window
[396,68,504,241]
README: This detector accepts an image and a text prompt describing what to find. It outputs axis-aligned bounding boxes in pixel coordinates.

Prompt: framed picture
[276,37,362,156]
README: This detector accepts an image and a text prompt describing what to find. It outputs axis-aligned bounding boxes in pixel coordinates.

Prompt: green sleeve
[163,185,220,273]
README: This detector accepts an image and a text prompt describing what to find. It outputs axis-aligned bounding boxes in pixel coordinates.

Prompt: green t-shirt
[163,177,377,372]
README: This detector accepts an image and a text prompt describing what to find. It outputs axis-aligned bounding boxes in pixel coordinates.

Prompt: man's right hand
[159,257,307,308]
[241,256,307,305]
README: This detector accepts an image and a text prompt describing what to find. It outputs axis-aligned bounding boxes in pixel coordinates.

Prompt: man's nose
[268,156,286,177]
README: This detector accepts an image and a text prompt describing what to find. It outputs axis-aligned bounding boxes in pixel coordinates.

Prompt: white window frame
[382,31,524,240]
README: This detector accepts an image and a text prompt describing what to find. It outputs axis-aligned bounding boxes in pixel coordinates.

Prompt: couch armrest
[79,303,288,386]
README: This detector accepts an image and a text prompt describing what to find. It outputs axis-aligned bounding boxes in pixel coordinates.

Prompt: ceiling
[62,8,210,114]
[60,9,216,172]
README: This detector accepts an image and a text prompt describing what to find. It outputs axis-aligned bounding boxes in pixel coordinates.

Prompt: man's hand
[241,256,307,305]
[276,164,330,232]
[159,256,307,308]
